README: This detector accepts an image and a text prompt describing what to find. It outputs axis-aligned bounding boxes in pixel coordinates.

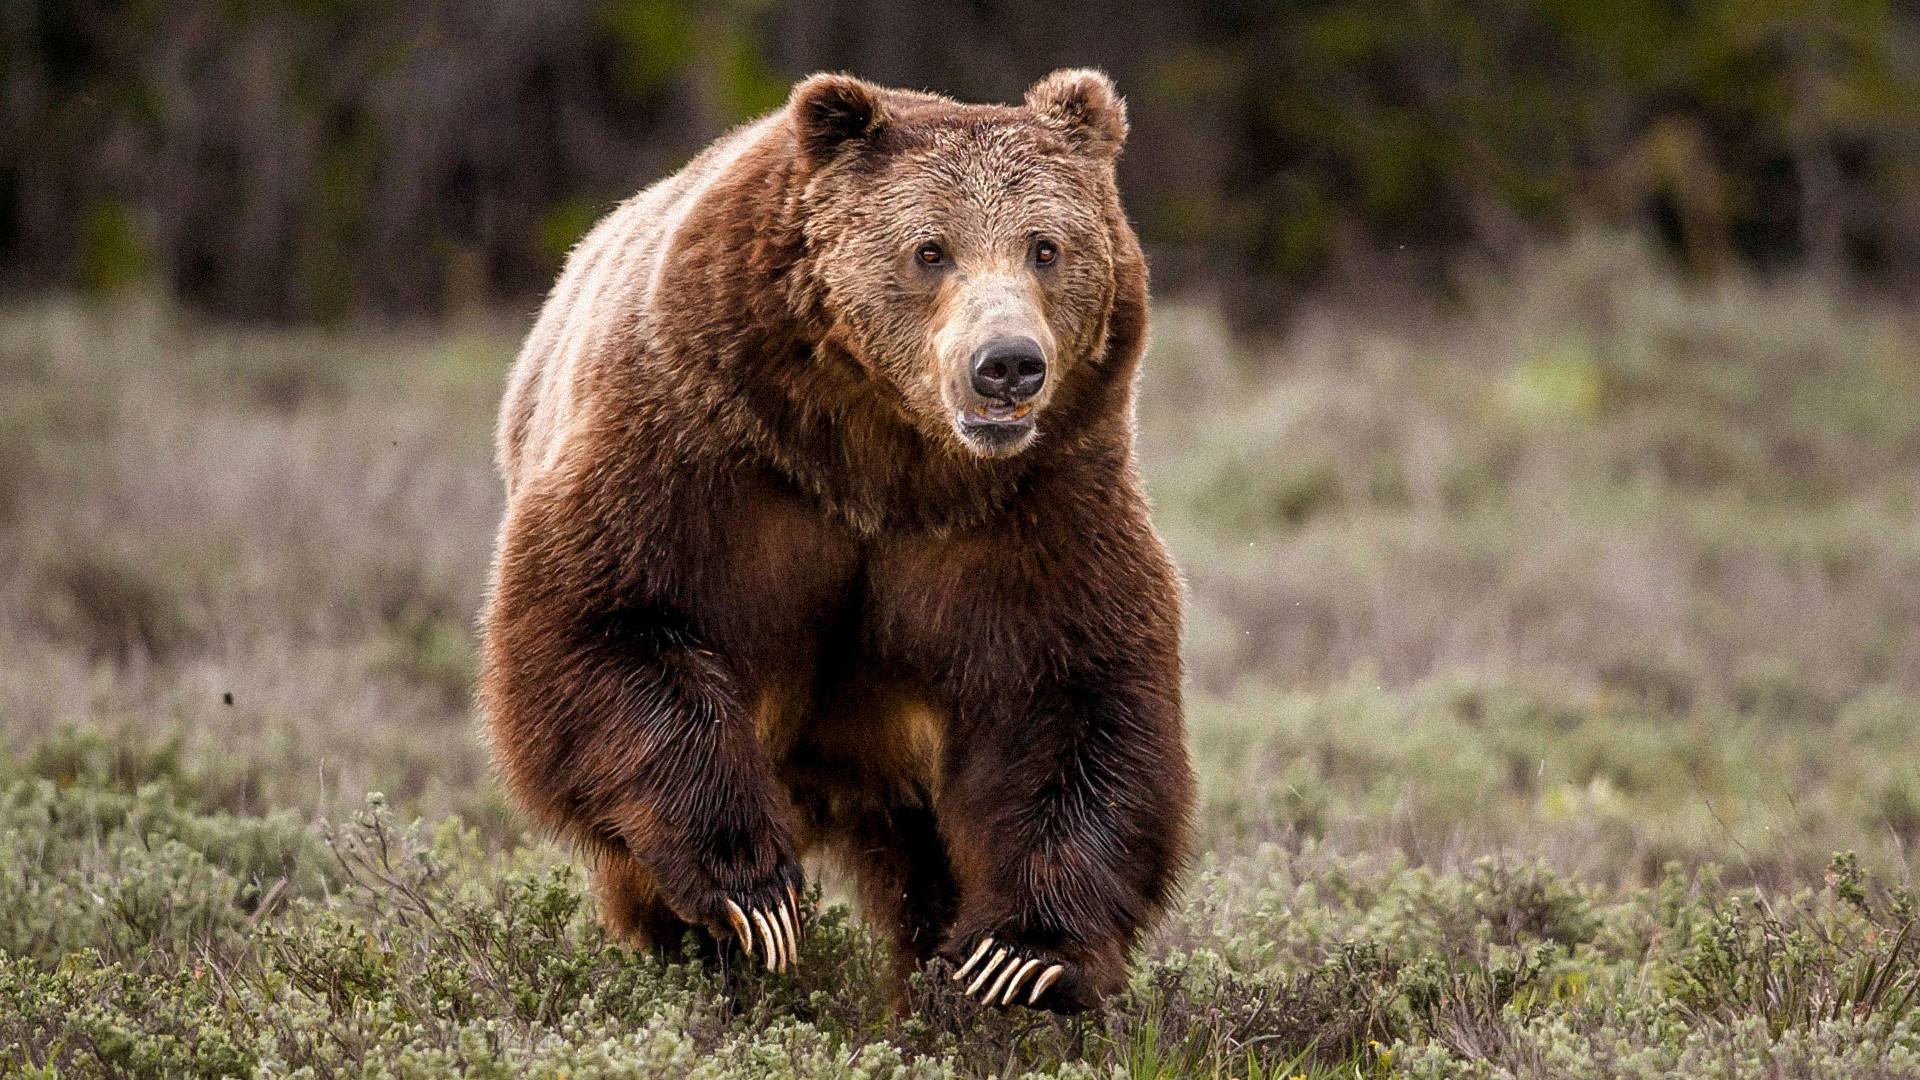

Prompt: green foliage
[9,755,1920,1076]
[0,732,326,970]
[1667,855,1920,1041]
[536,197,607,264]
[77,200,151,297]
[599,0,702,94]
[598,1,787,121]
[1167,0,1920,287]
[1498,342,1607,426]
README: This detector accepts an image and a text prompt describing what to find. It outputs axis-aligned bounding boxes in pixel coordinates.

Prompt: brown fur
[481,69,1193,1012]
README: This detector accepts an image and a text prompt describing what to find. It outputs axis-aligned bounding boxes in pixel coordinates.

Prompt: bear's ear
[790,73,889,166]
[1025,68,1128,160]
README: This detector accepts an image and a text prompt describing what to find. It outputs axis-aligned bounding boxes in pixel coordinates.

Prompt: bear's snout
[955,332,1047,456]
[969,336,1047,403]
[932,270,1057,458]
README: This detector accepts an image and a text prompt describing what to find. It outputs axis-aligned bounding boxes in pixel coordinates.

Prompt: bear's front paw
[715,879,804,973]
[947,936,1083,1012]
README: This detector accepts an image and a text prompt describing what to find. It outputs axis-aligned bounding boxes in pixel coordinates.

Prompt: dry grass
[1144,235,1920,707]
[0,301,507,827]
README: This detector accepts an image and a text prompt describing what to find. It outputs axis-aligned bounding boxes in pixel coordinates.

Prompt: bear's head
[790,70,1135,460]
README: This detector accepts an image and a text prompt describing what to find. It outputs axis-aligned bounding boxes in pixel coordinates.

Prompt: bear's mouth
[955,401,1037,456]
[965,401,1033,425]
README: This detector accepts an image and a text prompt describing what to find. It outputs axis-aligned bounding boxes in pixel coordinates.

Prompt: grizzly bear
[481,69,1192,1013]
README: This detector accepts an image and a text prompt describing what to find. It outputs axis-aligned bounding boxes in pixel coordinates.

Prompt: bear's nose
[969,336,1047,403]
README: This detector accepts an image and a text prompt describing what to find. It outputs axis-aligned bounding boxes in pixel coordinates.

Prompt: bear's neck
[719,332,1037,537]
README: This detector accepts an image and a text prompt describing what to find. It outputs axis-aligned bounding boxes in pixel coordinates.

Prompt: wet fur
[482,70,1193,1011]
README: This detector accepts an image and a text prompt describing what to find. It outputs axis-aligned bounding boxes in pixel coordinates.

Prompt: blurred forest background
[4,0,1919,321]
[7,3,1920,1077]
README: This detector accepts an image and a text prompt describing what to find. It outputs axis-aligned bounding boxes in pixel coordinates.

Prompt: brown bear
[481,69,1192,1013]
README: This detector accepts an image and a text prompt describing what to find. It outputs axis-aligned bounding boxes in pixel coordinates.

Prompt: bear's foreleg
[936,667,1193,1012]
[485,517,807,971]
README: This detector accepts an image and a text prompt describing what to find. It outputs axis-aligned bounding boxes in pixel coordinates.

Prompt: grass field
[4,234,1920,1077]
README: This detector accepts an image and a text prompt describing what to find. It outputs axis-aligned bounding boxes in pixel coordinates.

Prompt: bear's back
[496,113,783,496]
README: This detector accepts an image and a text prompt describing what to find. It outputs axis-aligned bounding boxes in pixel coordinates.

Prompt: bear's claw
[723,899,754,957]
[725,896,802,972]
[950,936,1068,1007]
[1000,958,1044,1004]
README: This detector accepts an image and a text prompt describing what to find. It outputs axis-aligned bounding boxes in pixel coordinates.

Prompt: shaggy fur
[481,69,1193,1012]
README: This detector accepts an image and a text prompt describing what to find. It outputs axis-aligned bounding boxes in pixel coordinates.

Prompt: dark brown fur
[481,69,1193,1012]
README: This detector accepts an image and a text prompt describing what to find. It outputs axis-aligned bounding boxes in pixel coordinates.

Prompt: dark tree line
[3,0,1915,321]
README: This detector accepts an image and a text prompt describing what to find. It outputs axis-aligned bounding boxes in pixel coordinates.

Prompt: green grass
[7,737,1920,1077]
[3,234,1920,1075]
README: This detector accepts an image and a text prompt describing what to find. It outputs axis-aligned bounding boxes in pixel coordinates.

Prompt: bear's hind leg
[839,801,959,1013]
[590,845,705,956]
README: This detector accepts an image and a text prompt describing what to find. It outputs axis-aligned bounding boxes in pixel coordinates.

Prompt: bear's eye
[1033,239,1058,267]
[916,243,946,267]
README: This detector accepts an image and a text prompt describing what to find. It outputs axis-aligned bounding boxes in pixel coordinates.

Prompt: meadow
[4,234,1920,1077]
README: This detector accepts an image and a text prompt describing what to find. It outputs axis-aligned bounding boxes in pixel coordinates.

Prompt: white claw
[778,902,800,967]
[953,937,994,982]
[965,947,1009,998]
[723,899,753,958]
[1001,958,1043,1005]
[983,953,1022,1004]
[1028,963,1065,1005]
[771,907,791,972]
[751,909,779,971]
[771,903,791,969]
[787,883,802,933]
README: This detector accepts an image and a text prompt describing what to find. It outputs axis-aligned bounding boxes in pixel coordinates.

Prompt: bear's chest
[700,472,1010,678]
[696,475,863,658]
